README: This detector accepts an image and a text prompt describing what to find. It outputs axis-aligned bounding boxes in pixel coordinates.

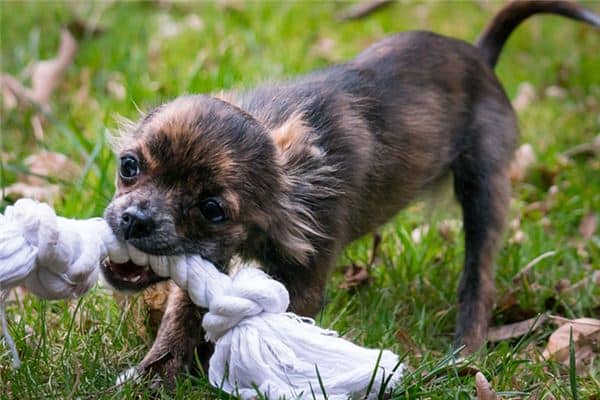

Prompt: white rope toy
[0,199,403,399]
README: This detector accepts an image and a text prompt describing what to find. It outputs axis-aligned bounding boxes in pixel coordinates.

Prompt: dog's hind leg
[451,109,516,353]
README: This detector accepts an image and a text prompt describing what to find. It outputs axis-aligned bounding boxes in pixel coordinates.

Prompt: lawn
[1,1,599,399]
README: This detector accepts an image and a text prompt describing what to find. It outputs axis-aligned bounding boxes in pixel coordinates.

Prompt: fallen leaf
[563,135,600,159]
[512,82,536,111]
[3,182,60,204]
[543,317,600,370]
[562,271,600,294]
[21,151,80,185]
[310,37,338,62]
[437,219,461,243]
[339,263,371,290]
[0,28,77,138]
[29,28,78,106]
[411,224,429,244]
[183,14,204,31]
[512,251,557,285]
[509,143,536,182]
[155,13,204,40]
[3,151,80,205]
[475,372,498,400]
[339,234,380,290]
[487,314,548,342]
[509,229,525,245]
[555,278,571,294]
[143,281,171,330]
[544,85,567,99]
[336,0,393,21]
[1,80,18,110]
[578,213,597,240]
[106,73,126,100]
[394,328,420,354]
[0,74,34,109]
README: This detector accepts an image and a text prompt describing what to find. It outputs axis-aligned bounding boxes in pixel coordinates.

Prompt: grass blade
[569,327,578,400]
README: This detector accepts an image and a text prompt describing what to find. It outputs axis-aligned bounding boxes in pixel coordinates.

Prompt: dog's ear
[267,196,321,265]
[265,112,338,266]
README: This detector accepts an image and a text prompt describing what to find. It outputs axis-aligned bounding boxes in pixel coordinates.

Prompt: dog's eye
[119,155,139,180]
[199,198,226,223]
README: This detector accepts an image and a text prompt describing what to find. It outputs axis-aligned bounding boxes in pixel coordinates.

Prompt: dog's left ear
[267,207,317,265]
[264,113,335,266]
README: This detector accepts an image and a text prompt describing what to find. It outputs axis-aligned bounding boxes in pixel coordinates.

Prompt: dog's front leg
[130,282,212,388]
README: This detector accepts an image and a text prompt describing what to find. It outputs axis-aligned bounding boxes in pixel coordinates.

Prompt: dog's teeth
[149,255,170,277]
[107,242,130,264]
[128,244,149,266]
[131,275,141,283]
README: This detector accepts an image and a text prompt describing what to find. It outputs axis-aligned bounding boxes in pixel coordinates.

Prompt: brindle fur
[101,1,600,385]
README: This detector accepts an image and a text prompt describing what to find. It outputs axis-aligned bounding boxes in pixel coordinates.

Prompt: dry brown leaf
[437,219,461,243]
[311,37,335,58]
[509,229,525,245]
[543,317,600,368]
[411,224,429,244]
[509,143,536,182]
[30,29,77,105]
[512,251,557,285]
[339,264,371,290]
[4,151,79,205]
[336,0,393,21]
[0,74,34,109]
[563,270,600,293]
[512,82,536,111]
[1,79,18,110]
[155,13,204,39]
[3,182,60,204]
[563,135,600,159]
[394,328,420,354]
[143,281,171,329]
[106,73,126,100]
[578,213,597,240]
[0,28,77,119]
[487,314,548,342]
[475,372,498,400]
[21,151,80,185]
[1,151,14,163]
[544,85,567,99]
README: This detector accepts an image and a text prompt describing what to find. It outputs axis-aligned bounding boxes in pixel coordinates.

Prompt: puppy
[101,0,600,386]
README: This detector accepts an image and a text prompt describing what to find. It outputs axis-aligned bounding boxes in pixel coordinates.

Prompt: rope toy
[0,199,403,399]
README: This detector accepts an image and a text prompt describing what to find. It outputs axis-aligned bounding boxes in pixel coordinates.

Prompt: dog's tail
[477,0,600,68]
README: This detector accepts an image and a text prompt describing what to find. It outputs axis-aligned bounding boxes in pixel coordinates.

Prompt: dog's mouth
[101,257,167,292]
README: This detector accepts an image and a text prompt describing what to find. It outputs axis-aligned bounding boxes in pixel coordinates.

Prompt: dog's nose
[121,207,154,240]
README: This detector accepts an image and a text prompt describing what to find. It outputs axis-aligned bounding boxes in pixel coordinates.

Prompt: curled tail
[477,0,600,68]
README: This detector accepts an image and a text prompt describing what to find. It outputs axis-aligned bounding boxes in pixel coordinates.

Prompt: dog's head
[102,95,287,290]
[101,95,326,291]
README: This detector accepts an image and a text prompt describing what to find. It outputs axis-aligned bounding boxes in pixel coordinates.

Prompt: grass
[1,1,599,398]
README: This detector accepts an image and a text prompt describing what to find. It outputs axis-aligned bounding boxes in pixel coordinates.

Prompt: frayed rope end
[0,289,21,369]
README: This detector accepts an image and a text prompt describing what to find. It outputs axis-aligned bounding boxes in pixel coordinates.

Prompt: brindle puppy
[101,0,600,386]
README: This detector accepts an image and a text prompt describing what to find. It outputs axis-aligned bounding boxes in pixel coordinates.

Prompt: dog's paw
[115,351,186,390]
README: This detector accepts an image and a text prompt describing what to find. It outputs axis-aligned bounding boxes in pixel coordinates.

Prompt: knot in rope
[202,267,290,341]
[0,199,103,299]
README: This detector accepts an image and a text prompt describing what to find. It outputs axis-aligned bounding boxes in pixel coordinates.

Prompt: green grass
[1,1,599,398]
